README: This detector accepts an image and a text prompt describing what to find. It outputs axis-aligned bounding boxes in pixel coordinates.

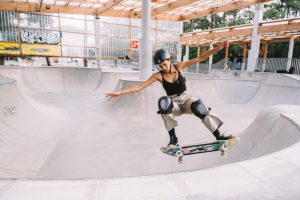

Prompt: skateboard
[160,137,240,163]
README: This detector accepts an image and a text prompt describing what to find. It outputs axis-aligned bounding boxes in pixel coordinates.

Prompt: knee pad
[158,96,173,114]
[191,100,209,119]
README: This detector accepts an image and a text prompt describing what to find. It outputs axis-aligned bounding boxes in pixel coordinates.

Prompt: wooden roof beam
[38,0,44,12]
[0,2,127,16]
[181,28,253,43]
[0,2,183,20]
[97,0,124,15]
[151,0,169,3]
[64,0,96,5]
[260,22,300,34]
[152,0,200,16]
[181,22,300,45]
[181,0,271,20]
[265,38,300,43]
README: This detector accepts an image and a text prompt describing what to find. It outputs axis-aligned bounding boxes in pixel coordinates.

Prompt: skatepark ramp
[0,66,300,199]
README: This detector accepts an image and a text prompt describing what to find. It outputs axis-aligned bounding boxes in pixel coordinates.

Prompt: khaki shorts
[160,91,223,132]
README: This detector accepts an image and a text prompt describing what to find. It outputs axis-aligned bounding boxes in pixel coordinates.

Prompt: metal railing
[0,11,181,65]
[256,58,300,74]
[185,59,231,74]
[184,57,300,75]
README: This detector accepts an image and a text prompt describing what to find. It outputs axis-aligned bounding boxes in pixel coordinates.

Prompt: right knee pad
[158,96,173,114]
[191,100,209,119]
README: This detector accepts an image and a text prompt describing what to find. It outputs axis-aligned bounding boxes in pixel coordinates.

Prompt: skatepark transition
[0,66,299,199]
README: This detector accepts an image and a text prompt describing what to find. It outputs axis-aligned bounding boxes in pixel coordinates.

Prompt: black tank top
[160,65,187,96]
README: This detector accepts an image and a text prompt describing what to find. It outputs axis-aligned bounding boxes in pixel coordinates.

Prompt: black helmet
[153,49,170,65]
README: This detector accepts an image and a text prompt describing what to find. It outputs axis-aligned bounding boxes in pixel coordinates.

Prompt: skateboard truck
[175,150,183,163]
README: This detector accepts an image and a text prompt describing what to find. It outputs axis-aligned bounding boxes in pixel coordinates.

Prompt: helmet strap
[169,62,172,74]
[155,65,160,71]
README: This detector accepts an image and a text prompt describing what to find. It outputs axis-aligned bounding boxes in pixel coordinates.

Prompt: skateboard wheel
[221,143,228,151]
[221,151,227,157]
[178,157,183,164]
[176,150,183,157]
[220,149,227,157]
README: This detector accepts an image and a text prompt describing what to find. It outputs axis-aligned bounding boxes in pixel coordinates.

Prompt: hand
[105,91,122,98]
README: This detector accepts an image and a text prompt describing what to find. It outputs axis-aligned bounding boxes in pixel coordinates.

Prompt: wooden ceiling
[181,17,300,46]
[0,0,270,21]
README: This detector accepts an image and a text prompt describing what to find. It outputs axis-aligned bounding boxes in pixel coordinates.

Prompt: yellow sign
[21,44,61,56]
[0,42,21,55]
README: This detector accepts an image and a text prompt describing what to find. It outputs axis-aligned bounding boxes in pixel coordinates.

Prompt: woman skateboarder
[105,42,235,147]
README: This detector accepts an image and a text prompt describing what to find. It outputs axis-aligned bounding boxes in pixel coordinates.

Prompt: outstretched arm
[105,73,159,98]
[177,41,228,70]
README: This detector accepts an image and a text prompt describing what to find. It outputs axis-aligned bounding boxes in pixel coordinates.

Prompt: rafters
[152,0,199,16]
[38,0,44,12]
[181,1,255,20]
[0,0,271,21]
[97,0,124,15]
[181,18,300,46]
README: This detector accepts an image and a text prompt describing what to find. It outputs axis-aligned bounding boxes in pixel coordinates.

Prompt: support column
[84,58,88,67]
[208,43,213,72]
[202,46,208,53]
[197,45,200,73]
[262,42,268,72]
[184,45,189,61]
[128,17,132,62]
[177,21,183,62]
[242,44,247,71]
[287,37,295,71]
[46,57,51,66]
[84,15,88,66]
[224,43,229,69]
[139,0,152,80]
[95,15,101,68]
[247,2,263,71]
[0,57,4,65]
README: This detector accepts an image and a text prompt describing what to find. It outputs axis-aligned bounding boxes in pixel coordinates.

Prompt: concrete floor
[0,66,299,199]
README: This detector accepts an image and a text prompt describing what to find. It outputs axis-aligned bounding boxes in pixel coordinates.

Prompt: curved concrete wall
[0,67,299,199]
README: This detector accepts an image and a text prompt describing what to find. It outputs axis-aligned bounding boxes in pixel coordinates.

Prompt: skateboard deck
[160,137,240,163]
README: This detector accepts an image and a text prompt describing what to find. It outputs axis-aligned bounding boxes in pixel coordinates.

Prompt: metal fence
[184,57,300,75]
[256,58,300,74]
[0,11,181,67]
[185,59,226,74]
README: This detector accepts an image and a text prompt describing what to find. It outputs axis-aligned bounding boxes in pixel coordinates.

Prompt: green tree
[182,1,300,62]
[183,17,210,33]
[193,17,210,30]
[268,43,289,58]
[183,21,192,33]
[214,14,226,28]
[264,2,285,20]
[293,43,300,58]
[280,0,300,17]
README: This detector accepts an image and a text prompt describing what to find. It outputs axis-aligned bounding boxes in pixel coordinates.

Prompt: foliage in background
[264,2,285,20]
[182,0,300,62]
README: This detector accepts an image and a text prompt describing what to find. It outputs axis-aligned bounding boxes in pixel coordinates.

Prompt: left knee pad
[191,100,209,119]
